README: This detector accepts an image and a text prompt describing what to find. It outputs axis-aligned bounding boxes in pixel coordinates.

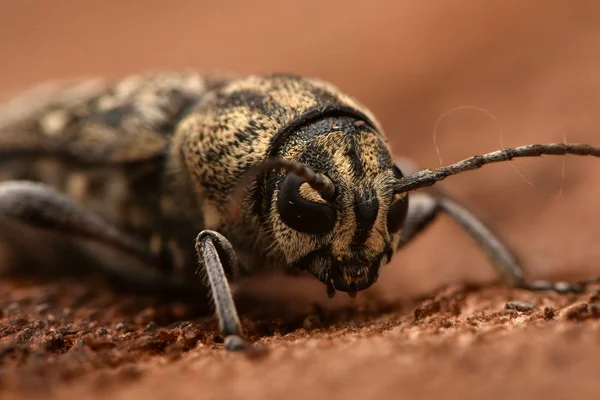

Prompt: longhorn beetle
[0,72,599,351]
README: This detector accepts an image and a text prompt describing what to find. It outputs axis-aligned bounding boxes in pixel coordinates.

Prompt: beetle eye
[387,165,409,233]
[277,173,337,234]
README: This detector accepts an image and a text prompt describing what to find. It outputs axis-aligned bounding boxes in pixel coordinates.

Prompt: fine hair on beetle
[3,72,600,352]
[227,141,600,295]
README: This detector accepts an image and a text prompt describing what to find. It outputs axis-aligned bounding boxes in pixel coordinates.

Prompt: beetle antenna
[227,158,335,219]
[394,143,600,194]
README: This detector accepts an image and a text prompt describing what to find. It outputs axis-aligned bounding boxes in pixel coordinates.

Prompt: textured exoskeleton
[0,72,586,350]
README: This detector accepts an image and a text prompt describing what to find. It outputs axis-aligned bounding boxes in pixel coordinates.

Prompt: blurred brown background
[1,0,600,299]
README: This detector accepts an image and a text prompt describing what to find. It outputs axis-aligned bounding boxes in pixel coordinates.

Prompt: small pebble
[15,328,33,343]
[144,321,158,332]
[544,306,556,320]
[31,320,46,329]
[95,328,109,337]
[564,303,589,320]
[505,301,535,312]
[115,322,132,332]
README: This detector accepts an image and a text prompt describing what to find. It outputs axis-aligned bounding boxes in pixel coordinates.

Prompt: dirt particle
[544,306,556,320]
[15,328,34,343]
[115,322,130,332]
[42,334,68,353]
[58,324,78,335]
[95,328,109,337]
[180,325,203,349]
[35,303,51,314]
[134,334,163,352]
[414,301,439,320]
[505,301,535,312]
[31,320,46,329]
[144,321,158,332]
[440,319,454,328]
[302,315,322,330]
[564,303,590,321]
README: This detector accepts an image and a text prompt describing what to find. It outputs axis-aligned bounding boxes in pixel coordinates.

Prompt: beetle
[0,72,598,351]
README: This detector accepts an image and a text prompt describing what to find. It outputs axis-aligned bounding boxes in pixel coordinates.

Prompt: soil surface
[2,277,600,400]
[2,1,600,399]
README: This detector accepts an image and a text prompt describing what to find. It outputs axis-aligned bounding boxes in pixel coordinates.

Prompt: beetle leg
[0,180,191,290]
[393,160,583,294]
[0,180,148,257]
[195,230,247,351]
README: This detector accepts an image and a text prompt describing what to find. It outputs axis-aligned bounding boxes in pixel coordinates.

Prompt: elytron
[1,72,599,351]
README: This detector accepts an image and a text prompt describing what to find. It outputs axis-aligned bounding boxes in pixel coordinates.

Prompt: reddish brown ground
[2,1,600,399]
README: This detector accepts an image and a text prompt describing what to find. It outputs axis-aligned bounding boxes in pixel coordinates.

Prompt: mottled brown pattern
[0,72,402,290]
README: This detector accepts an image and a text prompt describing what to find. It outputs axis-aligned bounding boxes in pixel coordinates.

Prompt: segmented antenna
[394,143,600,194]
[228,158,336,219]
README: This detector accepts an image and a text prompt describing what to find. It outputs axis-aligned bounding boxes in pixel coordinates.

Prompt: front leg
[394,160,583,293]
[195,230,247,351]
[0,180,248,350]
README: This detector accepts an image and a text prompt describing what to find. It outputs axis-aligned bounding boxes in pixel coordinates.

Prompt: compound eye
[277,173,337,234]
[387,165,409,233]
